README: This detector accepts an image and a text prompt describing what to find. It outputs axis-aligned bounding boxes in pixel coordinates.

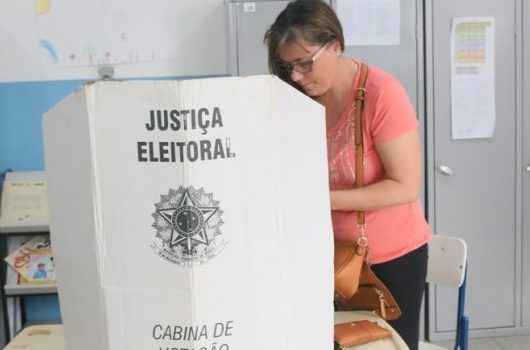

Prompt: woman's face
[277,38,339,98]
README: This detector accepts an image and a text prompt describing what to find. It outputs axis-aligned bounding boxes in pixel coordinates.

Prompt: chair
[420,235,469,350]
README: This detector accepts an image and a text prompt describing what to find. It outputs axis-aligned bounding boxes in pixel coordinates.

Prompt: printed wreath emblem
[151,186,225,266]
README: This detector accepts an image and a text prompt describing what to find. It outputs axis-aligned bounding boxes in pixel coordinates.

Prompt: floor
[432,335,530,350]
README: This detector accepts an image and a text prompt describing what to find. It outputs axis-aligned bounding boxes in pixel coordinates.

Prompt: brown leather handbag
[333,62,401,321]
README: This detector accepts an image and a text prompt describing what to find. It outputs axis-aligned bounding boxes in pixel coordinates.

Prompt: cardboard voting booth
[43,76,333,350]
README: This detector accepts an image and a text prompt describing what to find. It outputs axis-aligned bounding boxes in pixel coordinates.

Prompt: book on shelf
[4,236,56,285]
[0,170,49,231]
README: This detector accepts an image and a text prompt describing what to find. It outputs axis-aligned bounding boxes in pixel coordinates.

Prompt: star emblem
[156,189,218,253]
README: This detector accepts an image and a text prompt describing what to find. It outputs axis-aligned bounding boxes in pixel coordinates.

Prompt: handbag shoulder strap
[353,62,369,234]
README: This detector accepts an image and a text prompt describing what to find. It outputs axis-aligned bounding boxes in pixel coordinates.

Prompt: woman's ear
[332,41,342,56]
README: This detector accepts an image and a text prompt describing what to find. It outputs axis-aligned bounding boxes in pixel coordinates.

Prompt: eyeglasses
[279,43,328,75]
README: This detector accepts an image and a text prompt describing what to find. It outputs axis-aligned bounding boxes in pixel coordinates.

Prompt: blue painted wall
[0,80,84,172]
[0,80,84,323]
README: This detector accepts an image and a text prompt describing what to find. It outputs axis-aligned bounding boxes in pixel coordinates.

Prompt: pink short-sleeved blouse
[327,63,432,264]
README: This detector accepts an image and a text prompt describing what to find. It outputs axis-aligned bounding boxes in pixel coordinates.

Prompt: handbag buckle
[356,236,368,248]
[356,87,366,101]
[356,224,368,247]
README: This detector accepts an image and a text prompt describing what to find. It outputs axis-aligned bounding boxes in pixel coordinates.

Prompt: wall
[0,81,83,171]
[0,0,228,82]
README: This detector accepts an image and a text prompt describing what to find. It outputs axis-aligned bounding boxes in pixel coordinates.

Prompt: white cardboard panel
[44,76,333,350]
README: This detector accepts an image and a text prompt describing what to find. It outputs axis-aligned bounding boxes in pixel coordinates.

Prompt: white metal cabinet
[425,0,525,339]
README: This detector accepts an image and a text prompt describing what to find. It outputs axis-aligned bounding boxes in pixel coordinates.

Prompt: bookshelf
[0,170,58,343]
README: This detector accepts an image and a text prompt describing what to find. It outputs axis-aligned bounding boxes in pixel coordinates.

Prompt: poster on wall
[450,17,496,140]
[336,0,401,46]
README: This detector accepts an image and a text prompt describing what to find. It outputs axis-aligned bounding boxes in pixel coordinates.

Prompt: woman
[264,1,432,349]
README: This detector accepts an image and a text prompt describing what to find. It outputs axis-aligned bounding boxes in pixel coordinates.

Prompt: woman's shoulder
[359,62,417,141]
[355,62,410,106]
[363,64,403,93]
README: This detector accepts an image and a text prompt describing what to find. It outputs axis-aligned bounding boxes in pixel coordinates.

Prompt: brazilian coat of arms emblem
[150,186,225,266]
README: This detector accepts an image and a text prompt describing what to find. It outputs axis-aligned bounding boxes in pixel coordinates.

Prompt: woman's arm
[330,129,422,211]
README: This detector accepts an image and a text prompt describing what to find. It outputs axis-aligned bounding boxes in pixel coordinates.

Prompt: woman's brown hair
[264,0,344,89]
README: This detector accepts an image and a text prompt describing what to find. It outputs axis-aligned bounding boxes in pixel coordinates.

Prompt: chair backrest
[426,235,467,287]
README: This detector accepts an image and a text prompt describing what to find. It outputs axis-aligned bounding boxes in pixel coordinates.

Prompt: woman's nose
[290,69,304,82]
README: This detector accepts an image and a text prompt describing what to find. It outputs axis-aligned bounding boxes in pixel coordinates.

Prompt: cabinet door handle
[438,165,454,176]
